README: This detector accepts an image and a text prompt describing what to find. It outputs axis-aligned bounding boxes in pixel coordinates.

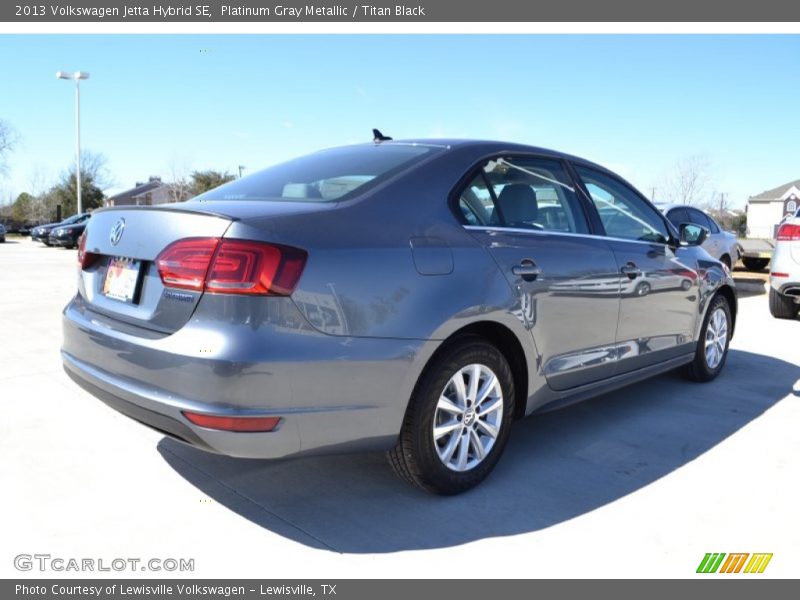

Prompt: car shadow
[157,349,799,553]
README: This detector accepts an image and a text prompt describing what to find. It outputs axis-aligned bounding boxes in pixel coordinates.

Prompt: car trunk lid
[79,206,234,334]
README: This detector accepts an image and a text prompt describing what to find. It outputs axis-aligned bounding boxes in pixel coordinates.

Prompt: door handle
[620,263,642,279]
[512,259,541,281]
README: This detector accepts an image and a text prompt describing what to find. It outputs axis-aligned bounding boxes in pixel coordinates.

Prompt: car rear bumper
[769,244,800,295]
[61,293,434,459]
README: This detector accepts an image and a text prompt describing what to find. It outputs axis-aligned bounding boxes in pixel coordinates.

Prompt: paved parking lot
[2,237,799,577]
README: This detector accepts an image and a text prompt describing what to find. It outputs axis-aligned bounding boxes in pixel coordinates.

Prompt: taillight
[155,238,307,296]
[156,238,218,291]
[77,232,98,269]
[776,223,800,241]
[182,411,281,432]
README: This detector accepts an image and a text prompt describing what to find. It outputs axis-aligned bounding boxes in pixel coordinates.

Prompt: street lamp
[56,71,90,215]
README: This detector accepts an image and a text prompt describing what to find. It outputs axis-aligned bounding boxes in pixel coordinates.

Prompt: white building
[746,179,799,238]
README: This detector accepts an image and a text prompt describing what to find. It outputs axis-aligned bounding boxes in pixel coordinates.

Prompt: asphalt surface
[1,237,799,577]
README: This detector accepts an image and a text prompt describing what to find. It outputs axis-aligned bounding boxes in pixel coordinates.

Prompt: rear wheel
[685,294,732,382]
[388,337,515,495]
[769,288,798,319]
[720,254,731,270]
[742,257,769,272]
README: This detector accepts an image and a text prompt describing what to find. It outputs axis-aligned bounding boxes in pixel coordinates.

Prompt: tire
[388,336,515,495]
[719,254,731,270]
[769,288,798,319]
[742,257,769,272]
[685,294,732,382]
[634,281,651,296]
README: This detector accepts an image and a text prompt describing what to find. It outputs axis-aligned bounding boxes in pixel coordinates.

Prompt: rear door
[460,155,621,390]
[573,165,698,373]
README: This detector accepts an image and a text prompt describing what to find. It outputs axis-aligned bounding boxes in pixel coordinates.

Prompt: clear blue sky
[0,34,797,208]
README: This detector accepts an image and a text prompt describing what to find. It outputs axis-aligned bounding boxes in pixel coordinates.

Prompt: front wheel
[685,294,732,382]
[388,337,515,495]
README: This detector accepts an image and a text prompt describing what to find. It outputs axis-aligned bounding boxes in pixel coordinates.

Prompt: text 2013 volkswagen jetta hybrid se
[62,139,737,494]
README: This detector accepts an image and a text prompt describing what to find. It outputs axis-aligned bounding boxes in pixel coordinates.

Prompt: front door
[574,165,699,373]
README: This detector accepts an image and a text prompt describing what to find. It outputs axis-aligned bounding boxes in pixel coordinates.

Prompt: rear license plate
[102,257,142,303]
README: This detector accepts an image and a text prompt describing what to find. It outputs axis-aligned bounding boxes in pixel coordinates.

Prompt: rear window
[196,144,439,203]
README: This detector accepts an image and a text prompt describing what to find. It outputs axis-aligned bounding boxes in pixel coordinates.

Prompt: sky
[0,34,798,208]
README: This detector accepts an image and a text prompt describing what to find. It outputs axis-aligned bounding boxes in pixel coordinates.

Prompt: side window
[666,207,689,228]
[575,166,671,244]
[707,216,720,234]
[458,156,589,234]
[458,174,499,226]
[687,208,712,231]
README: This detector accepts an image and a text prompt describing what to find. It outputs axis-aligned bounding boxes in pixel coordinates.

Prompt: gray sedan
[62,139,736,494]
[656,203,739,269]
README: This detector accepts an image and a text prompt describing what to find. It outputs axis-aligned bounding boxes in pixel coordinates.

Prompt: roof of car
[367,138,614,171]
[654,203,704,213]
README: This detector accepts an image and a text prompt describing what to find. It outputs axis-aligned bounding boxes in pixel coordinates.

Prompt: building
[105,177,172,207]
[746,179,800,238]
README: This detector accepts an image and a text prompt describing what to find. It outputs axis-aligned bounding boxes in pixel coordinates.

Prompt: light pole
[56,71,90,215]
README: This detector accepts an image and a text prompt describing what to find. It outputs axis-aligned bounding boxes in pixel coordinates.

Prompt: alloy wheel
[432,363,503,472]
[704,307,729,369]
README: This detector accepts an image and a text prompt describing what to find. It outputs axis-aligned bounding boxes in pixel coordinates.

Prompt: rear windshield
[195,144,440,203]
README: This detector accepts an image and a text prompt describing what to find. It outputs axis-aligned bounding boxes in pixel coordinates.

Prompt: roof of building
[106,177,165,204]
[749,179,800,203]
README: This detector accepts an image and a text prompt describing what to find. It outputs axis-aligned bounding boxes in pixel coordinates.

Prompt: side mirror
[679,223,708,246]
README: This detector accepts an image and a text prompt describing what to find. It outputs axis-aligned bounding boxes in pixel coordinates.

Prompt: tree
[47,171,105,216]
[190,170,235,196]
[46,151,111,216]
[0,119,19,176]
[656,155,714,207]
[11,192,34,223]
[166,157,192,203]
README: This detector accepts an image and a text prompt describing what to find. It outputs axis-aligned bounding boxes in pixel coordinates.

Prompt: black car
[32,213,91,246]
[49,214,92,249]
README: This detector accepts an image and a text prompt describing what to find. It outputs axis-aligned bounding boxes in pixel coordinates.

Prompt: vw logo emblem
[109,218,125,246]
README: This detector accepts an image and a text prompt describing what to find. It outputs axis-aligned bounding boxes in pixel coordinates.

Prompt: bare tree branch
[0,119,20,176]
[657,155,714,207]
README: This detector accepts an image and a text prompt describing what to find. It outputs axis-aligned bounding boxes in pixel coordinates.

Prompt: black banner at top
[3,0,800,22]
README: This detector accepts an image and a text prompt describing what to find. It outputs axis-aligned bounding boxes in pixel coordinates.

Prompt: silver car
[769,209,800,319]
[656,204,739,269]
[62,139,737,494]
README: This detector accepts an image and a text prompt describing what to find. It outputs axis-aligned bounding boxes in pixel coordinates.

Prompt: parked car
[31,213,91,246]
[0,223,6,243]
[49,215,92,249]
[62,139,737,494]
[769,214,800,319]
[655,203,739,269]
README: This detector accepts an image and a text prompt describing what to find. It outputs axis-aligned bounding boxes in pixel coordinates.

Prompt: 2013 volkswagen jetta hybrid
[62,139,736,494]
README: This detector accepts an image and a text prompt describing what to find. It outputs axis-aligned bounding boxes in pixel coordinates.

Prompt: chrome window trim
[463,224,671,248]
